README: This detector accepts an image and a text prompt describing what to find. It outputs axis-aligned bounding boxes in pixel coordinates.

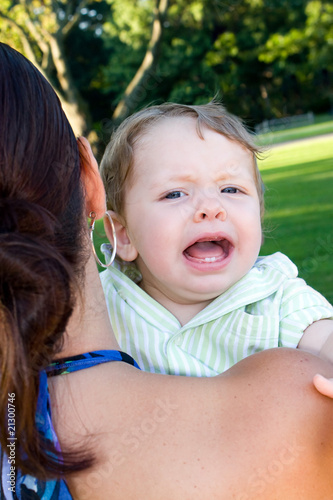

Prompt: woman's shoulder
[54,348,333,499]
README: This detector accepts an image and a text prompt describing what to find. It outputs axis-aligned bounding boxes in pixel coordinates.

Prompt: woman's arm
[50,347,333,500]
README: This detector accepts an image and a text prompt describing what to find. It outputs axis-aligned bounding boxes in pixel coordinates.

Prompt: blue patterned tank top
[1,350,140,499]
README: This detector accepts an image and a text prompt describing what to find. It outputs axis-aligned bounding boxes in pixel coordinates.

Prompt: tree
[111,0,168,124]
[0,0,170,140]
[257,1,333,114]
[1,0,331,143]
[0,0,96,136]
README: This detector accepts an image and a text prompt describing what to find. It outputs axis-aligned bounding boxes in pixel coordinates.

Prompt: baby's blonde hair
[100,101,265,218]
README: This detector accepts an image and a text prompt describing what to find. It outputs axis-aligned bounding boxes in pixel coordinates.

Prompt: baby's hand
[313,374,333,398]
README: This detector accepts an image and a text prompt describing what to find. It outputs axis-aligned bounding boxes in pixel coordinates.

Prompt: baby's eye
[165,191,186,199]
[221,187,239,194]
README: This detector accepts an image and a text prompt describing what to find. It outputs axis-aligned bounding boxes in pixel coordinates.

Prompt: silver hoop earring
[89,211,117,268]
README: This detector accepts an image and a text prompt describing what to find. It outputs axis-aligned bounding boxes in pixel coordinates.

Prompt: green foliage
[1,0,332,138]
[103,0,153,47]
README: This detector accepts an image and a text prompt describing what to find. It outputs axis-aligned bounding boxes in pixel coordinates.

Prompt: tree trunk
[49,35,91,136]
[111,0,169,125]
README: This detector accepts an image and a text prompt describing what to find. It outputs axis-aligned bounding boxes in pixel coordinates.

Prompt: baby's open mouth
[183,238,232,263]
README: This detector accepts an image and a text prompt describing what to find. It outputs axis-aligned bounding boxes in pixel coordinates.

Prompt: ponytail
[0,198,90,476]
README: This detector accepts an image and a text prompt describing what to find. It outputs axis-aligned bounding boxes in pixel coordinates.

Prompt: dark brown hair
[100,102,265,218]
[0,43,91,478]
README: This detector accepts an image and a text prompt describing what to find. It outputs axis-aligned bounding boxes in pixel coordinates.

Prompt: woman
[1,42,333,500]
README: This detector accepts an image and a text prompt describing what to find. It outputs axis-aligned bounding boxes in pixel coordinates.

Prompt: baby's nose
[193,197,226,222]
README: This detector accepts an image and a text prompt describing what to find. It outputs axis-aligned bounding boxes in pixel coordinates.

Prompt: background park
[1,0,332,303]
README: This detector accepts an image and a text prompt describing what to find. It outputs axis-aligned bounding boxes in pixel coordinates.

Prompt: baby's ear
[104,210,138,262]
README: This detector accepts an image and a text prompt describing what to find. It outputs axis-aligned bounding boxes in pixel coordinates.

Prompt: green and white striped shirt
[100,252,333,376]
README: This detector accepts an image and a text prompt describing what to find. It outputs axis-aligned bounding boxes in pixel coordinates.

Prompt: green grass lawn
[259,135,333,304]
[257,114,333,146]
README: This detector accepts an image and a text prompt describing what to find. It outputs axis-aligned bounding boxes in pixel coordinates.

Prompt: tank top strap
[46,349,140,377]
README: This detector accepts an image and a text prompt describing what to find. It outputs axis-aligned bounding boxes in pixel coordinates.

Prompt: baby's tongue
[185,241,224,259]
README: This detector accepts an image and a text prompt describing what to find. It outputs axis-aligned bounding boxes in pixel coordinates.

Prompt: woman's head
[100,102,265,219]
[0,43,87,477]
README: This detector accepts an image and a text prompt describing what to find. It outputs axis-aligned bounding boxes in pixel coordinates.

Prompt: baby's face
[122,117,262,314]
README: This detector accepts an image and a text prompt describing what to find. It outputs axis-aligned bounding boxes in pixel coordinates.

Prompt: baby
[100,102,333,375]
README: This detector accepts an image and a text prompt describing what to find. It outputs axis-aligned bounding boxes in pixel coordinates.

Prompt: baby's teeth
[204,257,216,262]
